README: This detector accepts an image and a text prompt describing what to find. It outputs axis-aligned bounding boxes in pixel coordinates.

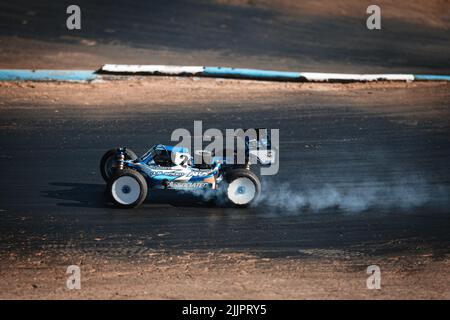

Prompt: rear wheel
[224,169,261,207]
[100,148,137,182]
[107,169,147,208]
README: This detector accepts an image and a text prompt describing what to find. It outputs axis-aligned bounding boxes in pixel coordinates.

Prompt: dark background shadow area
[43,182,225,209]
[43,182,106,208]
[0,0,449,73]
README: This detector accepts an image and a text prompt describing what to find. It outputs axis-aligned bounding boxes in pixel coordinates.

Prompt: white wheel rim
[111,176,141,205]
[227,177,256,205]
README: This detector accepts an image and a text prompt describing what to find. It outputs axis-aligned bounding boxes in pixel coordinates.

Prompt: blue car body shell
[121,144,221,191]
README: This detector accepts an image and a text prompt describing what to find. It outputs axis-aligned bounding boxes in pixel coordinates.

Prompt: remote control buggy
[100,131,275,208]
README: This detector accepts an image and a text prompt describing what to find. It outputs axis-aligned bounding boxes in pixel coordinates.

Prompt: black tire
[100,148,138,182]
[223,169,261,207]
[107,169,147,209]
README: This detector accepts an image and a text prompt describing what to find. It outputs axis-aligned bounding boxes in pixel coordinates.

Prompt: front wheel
[107,169,147,208]
[100,148,137,182]
[224,169,261,207]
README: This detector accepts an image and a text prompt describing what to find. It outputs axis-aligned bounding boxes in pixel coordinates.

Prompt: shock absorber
[116,148,126,171]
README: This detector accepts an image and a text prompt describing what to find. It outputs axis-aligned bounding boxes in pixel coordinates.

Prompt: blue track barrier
[0,70,97,81]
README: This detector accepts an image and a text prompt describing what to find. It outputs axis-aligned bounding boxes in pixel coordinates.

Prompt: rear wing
[201,128,277,166]
[244,128,276,165]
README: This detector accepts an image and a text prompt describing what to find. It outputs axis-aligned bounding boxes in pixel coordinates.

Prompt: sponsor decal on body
[167,181,212,189]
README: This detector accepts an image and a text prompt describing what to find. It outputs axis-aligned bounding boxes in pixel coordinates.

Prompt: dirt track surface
[2,251,449,299]
[0,78,449,299]
[0,0,449,73]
